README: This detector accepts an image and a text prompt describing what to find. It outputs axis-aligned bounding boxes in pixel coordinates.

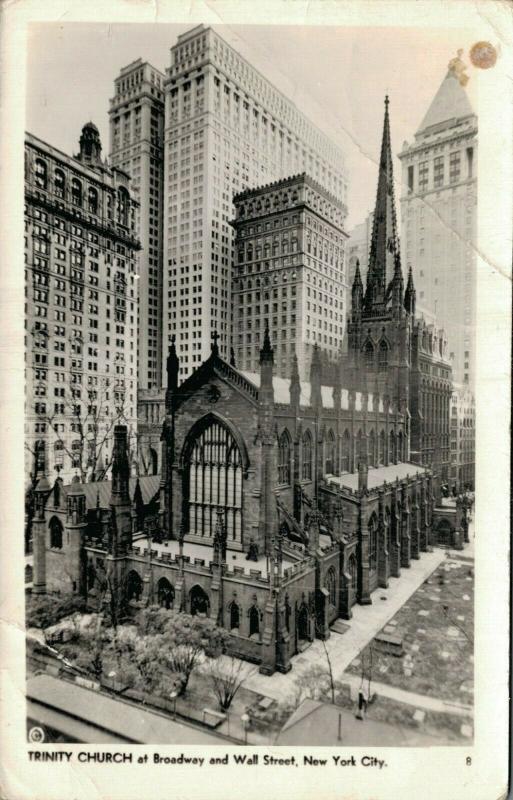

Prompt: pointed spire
[111,425,130,503]
[367,95,400,308]
[404,265,416,315]
[259,321,273,363]
[391,251,404,313]
[166,335,179,393]
[352,259,364,314]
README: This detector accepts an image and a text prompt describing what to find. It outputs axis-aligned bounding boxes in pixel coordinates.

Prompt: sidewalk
[340,672,473,718]
[242,548,447,701]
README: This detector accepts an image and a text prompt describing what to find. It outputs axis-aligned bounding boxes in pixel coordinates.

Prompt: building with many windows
[162,24,348,381]
[25,123,140,485]
[449,383,475,492]
[109,59,165,390]
[398,54,477,386]
[231,173,348,380]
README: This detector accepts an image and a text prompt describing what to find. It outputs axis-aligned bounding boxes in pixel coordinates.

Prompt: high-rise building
[449,383,475,492]
[346,211,373,287]
[109,59,166,390]
[163,24,348,381]
[231,173,348,380]
[25,123,140,485]
[398,55,477,386]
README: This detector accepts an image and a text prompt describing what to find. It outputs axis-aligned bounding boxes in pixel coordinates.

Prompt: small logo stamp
[470,41,497,70]
[28,725,46,743]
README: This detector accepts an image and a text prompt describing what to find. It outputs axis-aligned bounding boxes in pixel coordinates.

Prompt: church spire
[351,259,364,315]
[367,95,400,308]
[404,265,416,315]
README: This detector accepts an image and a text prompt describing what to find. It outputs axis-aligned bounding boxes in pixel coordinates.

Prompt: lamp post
[241,712,250,745]
[170,689,178,720]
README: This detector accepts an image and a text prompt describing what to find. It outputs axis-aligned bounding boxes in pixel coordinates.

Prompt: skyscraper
[25,124,140,485]
[163,25,348,380]
[231,173,348,380]
[398,55,477,386]
[109,59,166,390]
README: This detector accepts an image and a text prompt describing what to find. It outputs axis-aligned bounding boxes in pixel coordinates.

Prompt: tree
[26,593,86,638]
[206,656,245,711]
[135,606,229,696]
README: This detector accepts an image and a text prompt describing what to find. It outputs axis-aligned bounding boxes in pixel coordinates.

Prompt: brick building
[25,123,140,485]
[450,383,475,492]
[231,173,348,380]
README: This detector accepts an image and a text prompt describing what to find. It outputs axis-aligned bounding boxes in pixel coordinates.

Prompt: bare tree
[206,656,246,711]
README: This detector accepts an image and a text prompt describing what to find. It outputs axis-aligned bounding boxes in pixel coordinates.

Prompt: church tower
[76,122,104,168]
[345,96,414,412]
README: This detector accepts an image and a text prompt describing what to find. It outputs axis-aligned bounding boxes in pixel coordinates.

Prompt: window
[325,429,336,474]
[185,416,243,542]
[302,430,312,480]
[434,156,444,188]
[88,187,98,214]
[341,430,351,472]
[419,161,428,191]
[117,187,129,226]
[449,151,461,184]
[49,517,63,549]
[368,515,377,571]
[364,341,374,368]
[54,169,65,198]
[379,430,386,464]
[378,340,388,371]
[71,178,82,206]
[325,566,337,606]
[35,159,47,189]
[278,430,291,485]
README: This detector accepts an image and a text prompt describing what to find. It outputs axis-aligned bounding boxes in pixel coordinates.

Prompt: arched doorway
[157,577,174,609]
[126,571,143,602]
[297,602,309,642]
[229,601,240,631]
[436,519,453,547]
[190,585,210,616]
[49,517,63,549]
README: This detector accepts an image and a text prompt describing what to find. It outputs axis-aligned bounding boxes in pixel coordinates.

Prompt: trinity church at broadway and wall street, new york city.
[30,99,470,677]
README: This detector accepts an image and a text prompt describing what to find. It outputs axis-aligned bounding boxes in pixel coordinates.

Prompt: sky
[26,22,478,229]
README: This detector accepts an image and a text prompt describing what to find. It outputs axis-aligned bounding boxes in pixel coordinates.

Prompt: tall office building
[163,25,348,380]
[398,56,477,386]
[25,124,140,485]
[109,59,166,390]
[231,173,348,380]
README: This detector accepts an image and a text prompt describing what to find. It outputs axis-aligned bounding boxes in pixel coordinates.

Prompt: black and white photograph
[0,2,510,799]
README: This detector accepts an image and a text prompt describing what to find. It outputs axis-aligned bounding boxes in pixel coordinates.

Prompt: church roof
[56,475,160,510]
[326,462,424,491]
[417,70,474,133]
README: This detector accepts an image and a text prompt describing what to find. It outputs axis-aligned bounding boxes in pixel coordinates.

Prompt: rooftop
[417,70,475,134]
[276,698,438,746]
[326,462,426,491]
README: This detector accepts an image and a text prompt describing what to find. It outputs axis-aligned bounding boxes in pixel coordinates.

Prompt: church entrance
[190,585,210,617]
[126,571,143,603]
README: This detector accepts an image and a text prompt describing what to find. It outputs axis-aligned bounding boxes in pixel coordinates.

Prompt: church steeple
[367,95,400,309]
[165,335,179,411]
[404,265,416,315]
[390,251,405,316]
[351,259,364,315]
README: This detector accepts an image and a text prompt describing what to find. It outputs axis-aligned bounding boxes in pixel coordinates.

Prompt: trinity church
[31,100,467,676]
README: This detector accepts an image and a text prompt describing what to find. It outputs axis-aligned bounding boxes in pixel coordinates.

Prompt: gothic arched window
[278,430,291,485]
[368,515,378,571]
[364,341,374,368]
[229,601,240,630]
[325,566,337,606]
[302,430,312,481]
[390,430,396,462]
[71,178,82,207]
[369,429,376,467]
[186,417,243,543]
[379,430,386,464]
[49,516,63,549]
[325,429,336,474]
[378,340,388,371]
[398,430,404,462]
[54,169,65,199]
[341,429,351,473]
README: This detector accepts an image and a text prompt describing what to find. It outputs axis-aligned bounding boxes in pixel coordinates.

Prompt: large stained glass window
[187,418,243,543]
